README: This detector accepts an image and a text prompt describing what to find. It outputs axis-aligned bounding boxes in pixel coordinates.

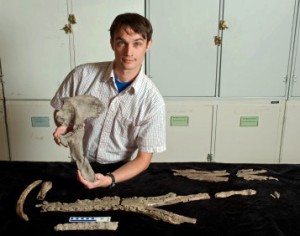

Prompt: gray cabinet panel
[72,0,144,66]
[0,0,71,100]
[0,101,9,161]
[220,0,295,97]
[147,0,219,97]
[280,101,300,163]
[290,2,300,98]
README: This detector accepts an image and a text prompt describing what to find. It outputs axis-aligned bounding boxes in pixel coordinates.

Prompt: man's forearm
[110,151,153,184]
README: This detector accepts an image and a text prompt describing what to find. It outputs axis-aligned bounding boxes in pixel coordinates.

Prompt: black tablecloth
[0,161,300,236]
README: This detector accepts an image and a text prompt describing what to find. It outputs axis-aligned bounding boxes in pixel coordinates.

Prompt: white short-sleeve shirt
[51,61,166,164]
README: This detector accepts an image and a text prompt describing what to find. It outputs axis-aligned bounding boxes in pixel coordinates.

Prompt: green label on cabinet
[170,116,189,126]
[240,116,259,127]
[31,117,49,127]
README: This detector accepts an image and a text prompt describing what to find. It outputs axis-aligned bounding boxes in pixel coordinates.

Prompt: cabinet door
[152,100,214,162]
[220,0,295,97]
[71,0,144,66]
[0,0,71,100]
[6,101,69,162]
[290,5,300,98]
[214,100,285,163]
[280,101,300,163]
[0,100,9,161]
[146,0,219,97]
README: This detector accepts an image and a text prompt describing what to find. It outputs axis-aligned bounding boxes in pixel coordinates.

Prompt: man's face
[110,26,152,74]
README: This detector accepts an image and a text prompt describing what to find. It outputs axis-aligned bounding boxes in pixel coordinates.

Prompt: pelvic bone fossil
[55,95,104,183]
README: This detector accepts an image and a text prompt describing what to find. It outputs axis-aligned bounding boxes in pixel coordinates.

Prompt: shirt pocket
[113,116,139,142]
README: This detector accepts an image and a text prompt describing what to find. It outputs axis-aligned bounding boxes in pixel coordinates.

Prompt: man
[51,13,166,189]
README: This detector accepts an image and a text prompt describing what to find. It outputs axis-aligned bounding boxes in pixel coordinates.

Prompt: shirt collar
[103,61,145,94]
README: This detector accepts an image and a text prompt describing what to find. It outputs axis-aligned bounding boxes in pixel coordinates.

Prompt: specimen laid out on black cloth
[0,161,300,236]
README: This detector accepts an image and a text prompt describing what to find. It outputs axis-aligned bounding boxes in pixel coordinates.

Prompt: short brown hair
[109,13,153,42]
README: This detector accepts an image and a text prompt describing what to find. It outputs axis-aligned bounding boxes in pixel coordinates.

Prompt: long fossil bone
[55,95,104,183]
[172,169,230,182]
[40,192,210,225]
[54,222,119,231]
[215,189,256,198]
[236,169,278,181]
[16,179,43,221]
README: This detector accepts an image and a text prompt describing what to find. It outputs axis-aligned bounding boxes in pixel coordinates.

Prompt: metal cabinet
[0,0,143,100]
[6,101,69,161]
[214,100,285,163]
[0,0,144,161]
[280,101,300,163]
[146,0,219,97]
[152,100,214,162]
[146,0,297,98]
[220,0,295,97]
[0,0,70,100]
[0,100,9,161]
[289,1,300,98]
[71,0,143,67]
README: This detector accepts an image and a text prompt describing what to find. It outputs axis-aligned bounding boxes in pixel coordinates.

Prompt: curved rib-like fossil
[16,179,43,221]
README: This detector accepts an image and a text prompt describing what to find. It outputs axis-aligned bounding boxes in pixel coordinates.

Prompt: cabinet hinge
[0,58,3,83]
[219,20,229,30]
[207,153,214,162]
[214,36,222,46]
[61,14,77,34]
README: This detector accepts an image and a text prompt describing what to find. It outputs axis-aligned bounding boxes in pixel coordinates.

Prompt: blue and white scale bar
[69,216,111,223]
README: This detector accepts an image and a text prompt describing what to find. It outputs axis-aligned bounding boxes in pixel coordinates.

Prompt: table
[1,161,300,235]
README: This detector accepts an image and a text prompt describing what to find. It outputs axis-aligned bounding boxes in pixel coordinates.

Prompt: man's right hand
[53,125,68,146]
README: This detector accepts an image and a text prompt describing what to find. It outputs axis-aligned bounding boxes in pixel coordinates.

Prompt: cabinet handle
[61,24,72,34]
[68,14,77,24]
[61,14,77,34]
[219,20,228,30]
[214,36,222,46]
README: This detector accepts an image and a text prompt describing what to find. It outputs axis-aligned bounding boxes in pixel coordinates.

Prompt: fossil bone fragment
[16,179,43,221]
[172,169,230,182]
[36,181,52,200]
[270,191,280,199]
[54,222,119,231]
[40,192,210,225]
[236,169,278,181]
[55,95,104,183]
[214,189,256,198]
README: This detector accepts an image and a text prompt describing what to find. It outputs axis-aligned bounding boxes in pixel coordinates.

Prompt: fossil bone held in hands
[55,95,104,183]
